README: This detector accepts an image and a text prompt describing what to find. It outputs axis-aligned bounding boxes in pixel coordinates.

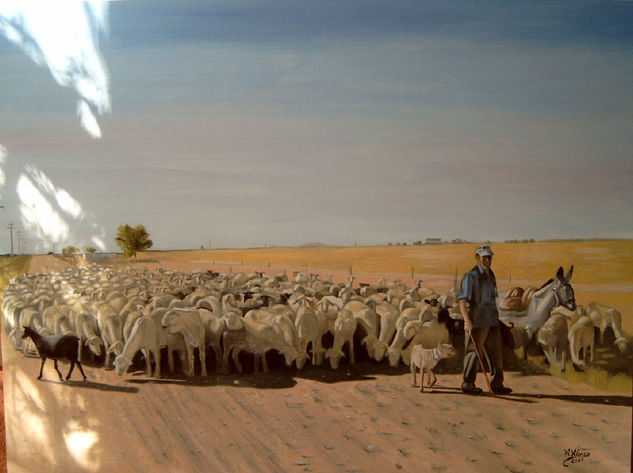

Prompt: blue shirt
[458,264,499,327]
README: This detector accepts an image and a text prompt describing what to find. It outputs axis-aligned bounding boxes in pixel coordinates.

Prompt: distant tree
[115,224,153,260]
[85,247,97,254]
[62,246,79,256]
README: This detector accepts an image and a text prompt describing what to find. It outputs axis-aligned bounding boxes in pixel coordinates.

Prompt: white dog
[410,343,457,392]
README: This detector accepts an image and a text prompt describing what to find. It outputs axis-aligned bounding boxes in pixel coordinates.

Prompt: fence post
[411,267,414,279]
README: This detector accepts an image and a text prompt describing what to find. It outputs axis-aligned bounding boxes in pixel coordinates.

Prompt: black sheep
[21,326,87,381]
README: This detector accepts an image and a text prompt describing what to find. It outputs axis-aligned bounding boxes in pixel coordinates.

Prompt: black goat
[437,306,465,346]
[21,326,87,381]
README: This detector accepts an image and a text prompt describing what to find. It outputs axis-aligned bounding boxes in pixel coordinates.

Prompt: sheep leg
[419,368,425,392]
[187,345,195,377]
[66,362,75,380]
[53,360,64,381]
[76,361,87,380]
[232,348,242,374]
[168,349,175,374]
[38,358,47,380]
[348,338,355,365]
[315,338,325,366]
[154,350,161,378]
[410,361,417,387]
[199,344,207,378]
[222,347,232,375]
[429,371,437,388]
[142,349,152,377]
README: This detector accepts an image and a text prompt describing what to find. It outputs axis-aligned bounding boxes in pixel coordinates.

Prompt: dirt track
[2,256,631,473]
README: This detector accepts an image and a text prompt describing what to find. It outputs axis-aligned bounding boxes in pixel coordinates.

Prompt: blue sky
[0,1,632,252]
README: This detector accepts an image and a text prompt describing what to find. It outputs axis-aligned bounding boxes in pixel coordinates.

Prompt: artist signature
[562,447,591,467]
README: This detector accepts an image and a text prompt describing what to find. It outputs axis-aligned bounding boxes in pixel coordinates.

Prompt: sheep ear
[403,320,422,339]
[225,314,243,330]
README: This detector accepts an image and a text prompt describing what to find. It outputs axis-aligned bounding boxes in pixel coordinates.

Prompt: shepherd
[458,245,512,395]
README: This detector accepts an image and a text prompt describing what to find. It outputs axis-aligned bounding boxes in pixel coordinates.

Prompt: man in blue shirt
[458,245,512,395]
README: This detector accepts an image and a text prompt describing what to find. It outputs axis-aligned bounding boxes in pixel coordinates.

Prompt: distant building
[425,238,443,245]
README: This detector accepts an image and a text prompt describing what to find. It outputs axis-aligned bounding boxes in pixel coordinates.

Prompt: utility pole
[7,223,14,256]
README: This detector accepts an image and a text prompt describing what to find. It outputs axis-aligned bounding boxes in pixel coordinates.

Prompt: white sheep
[536,312,568,371]
[161,307,207,377]
[585,302,628,353]
[568,316,595,370]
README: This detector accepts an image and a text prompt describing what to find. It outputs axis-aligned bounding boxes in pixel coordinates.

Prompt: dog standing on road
[410,343,457,392]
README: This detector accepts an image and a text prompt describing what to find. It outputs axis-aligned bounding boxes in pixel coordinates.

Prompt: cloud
[0,0,111,138]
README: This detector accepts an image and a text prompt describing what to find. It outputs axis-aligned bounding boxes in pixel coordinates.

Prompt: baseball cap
[476,245,494,257]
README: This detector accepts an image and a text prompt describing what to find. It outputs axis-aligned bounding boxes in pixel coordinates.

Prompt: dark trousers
[463,324,504,388]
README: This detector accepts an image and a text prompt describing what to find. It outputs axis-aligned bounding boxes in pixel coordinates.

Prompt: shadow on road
[39,378,139,393]
[426,385,631,406]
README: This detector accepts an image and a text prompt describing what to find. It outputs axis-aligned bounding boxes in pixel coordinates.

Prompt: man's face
[478,255,493,270]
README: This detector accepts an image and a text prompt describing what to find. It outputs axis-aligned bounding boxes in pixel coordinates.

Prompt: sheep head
[386,346,401,367]
[114,354,132,376]
[294,351,310,370]
[281,346,299,367]
[615,336,629,354]
[325,347,345,369]
[108,341,124,356]
[373,340,389,362]
[87,336,102,356]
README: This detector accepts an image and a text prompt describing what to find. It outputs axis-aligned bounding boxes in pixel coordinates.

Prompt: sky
[0,1,632,253]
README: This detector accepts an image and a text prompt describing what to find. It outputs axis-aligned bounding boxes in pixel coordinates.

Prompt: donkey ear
[565,265,574,282]
[556,266,564,280]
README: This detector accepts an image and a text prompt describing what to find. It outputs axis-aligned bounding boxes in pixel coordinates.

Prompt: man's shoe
[462,384,483,395]
[491,386,513,394]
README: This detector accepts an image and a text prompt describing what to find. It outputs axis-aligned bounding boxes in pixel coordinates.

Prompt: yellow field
[0,256,31,294]
[142,240,633,333]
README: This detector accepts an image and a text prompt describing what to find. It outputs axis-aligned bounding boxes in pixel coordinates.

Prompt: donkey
[499,266,576,359]
[21,326,87,381]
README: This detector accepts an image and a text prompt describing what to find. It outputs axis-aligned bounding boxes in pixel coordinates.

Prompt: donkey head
[554,266,576,311]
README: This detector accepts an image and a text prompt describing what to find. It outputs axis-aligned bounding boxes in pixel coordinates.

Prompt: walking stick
[469,330,494,395]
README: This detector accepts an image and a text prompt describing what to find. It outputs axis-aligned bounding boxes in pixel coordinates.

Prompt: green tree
[62,246,79,256]
[85,247,97,254]
[115,224,153,260]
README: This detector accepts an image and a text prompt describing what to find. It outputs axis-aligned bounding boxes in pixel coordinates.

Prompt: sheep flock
[1,263,628,379]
